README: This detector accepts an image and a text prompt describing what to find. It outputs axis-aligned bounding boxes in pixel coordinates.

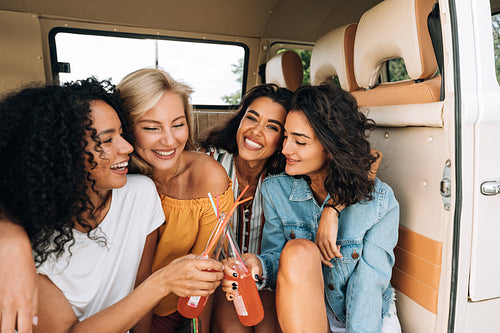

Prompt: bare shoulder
[185,151,230,195]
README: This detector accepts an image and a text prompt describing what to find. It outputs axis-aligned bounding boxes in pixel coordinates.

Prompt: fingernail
[232,283,238,290]
[232,272,238,278]
[33,315,39,326]
[229,295,234,300]
[254,274,260,281]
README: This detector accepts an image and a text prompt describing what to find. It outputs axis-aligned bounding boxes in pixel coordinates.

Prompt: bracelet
[323,203,341,218]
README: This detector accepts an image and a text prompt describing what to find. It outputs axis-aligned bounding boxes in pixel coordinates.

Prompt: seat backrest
[265,50,303,92]
[310,23,359,92]
[351,0,439,106]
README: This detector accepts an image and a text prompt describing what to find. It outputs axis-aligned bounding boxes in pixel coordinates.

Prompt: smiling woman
[198,84,292,332]
[0,78,226,333]
[117,68,234,333]
[84,99,133,193]
[223,83,400,333]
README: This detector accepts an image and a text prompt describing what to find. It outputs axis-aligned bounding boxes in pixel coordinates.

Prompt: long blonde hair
[117,68,195,175]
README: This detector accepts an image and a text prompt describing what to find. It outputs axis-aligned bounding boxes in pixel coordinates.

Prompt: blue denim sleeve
[256,180,287,290]
[345,184,399,333]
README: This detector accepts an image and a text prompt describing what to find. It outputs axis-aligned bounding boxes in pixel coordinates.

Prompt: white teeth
[111,161,128,169]
[153,149,174,156]
[245,138,263,149]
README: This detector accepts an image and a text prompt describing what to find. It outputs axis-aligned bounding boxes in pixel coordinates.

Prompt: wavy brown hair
[291,83,378,206]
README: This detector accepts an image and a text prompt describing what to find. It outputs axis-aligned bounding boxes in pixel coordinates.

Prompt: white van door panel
[466,0,500,302]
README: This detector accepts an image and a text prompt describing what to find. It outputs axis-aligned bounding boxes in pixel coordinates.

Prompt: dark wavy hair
[291,83,378,206]
[199,84,293,174]
[0,78,127,265]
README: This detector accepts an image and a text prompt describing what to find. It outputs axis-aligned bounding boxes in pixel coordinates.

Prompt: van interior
[2,0,500,331]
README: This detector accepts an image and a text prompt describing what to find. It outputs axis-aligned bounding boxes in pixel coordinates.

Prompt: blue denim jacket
[258,173,399,333]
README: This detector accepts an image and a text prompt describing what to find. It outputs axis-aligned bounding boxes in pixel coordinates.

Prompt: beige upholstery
[310,23,358,92]
[351,0,439,106]
[362,101,444,128]
[265,50,303,92]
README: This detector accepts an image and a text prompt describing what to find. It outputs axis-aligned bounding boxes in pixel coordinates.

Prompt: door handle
[481,181,500,195]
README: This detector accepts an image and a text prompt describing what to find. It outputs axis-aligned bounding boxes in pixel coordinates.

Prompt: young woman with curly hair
[117,68,233,333]
[222,83,401,332]
[0,79,224,333]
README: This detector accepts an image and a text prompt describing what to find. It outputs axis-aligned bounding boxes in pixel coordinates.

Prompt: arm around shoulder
[0,218,38,333]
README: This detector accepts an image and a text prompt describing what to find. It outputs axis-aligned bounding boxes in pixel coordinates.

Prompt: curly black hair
[0,78,128,265]
[290,83,378,206]
[199,84,293,174]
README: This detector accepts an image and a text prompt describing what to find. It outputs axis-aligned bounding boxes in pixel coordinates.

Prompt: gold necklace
[166,161,181,196]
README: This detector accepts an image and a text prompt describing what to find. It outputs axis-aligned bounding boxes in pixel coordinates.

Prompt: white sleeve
[140,177,165,234]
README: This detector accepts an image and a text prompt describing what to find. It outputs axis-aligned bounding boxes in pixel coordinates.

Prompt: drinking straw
[206,192,226,258]
[192,318,198,333]
[208,192,217,216]
[201,185,252,257]
[226,229,249,274]
[216,194,220,216]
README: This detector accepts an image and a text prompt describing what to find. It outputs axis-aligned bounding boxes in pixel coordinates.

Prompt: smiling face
[86,100,134,194]
[132,91,189,172]
[282,110,329,178]
[235,97,287,164]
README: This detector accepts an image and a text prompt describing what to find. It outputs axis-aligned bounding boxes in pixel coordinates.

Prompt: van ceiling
[0,0,382,42]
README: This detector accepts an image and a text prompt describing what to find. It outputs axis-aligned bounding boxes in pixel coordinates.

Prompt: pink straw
[202,185,252,257]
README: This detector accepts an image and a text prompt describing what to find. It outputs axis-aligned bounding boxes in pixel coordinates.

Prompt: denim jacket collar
[289,176,331,208]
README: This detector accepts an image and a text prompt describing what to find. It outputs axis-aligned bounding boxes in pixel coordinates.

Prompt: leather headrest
[354,0,438,89]
[265,50,303,91]
[310,24,358,92]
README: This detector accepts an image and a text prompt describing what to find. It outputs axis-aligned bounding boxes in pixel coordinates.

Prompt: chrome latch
[440,159,452,210]
[440,178,451,197]
[481,181,500,196]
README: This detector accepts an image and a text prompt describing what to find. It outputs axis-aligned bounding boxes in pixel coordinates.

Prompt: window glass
[387,58,410,82]
[492,13,500,85]
[52,31,246,106]
[157,41,243,105]
[55,33,155,85]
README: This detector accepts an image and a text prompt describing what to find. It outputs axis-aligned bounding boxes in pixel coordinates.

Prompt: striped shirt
[205,146,266,254]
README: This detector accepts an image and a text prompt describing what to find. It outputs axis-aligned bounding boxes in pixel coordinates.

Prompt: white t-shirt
[37,174,165,320]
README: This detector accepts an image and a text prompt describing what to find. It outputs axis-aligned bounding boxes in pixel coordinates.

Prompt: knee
[279,239,321,274]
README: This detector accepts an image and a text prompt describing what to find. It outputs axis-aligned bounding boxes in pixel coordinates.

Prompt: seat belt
[427,1,445,101]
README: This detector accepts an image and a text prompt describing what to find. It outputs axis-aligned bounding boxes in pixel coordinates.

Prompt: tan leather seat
[310,23,359,92]
[265,50,303,92]
[351,0,440,106]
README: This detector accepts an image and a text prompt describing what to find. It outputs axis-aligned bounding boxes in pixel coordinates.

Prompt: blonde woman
[117,69,234,333]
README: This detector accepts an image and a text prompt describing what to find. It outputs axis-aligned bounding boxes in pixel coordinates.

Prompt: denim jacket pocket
[283,224,314,242]
[331,242,362,283]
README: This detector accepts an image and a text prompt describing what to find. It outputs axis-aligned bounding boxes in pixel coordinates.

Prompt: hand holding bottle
[221,231,264,326]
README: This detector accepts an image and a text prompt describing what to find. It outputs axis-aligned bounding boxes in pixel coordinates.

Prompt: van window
[386,58,410,82]
[50,30,247,107]
[492,13,500,85]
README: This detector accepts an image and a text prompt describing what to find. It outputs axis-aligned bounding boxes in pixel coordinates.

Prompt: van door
[463,0,500,302]
[452,0,500,330]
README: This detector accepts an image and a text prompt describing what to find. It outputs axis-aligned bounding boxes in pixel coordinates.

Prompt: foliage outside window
[492,13,500,85]
[387,58,410,82]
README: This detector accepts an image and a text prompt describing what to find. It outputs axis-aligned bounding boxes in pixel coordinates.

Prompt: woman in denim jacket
[225,83,401,332]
